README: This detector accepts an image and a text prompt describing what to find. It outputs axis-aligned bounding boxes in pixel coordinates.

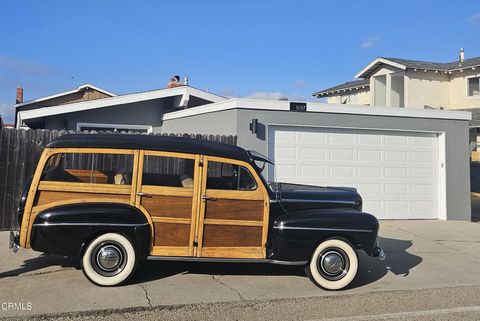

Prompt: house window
[468,77,480,96]
[76,122,152,133]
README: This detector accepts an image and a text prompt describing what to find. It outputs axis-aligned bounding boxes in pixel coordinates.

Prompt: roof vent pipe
[459,48,465,64]
[184,77,189,86]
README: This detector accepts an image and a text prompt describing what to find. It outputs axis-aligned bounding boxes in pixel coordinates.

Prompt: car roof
[46,134,251,162]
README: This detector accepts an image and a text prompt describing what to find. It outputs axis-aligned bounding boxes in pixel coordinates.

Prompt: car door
[196,156,270,259]
[135,150,202,257]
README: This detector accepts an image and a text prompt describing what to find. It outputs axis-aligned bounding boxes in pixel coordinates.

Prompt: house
[15,83,225,132]
[313,49,480,110]
[13,79,472,221]
[15,84,117,128]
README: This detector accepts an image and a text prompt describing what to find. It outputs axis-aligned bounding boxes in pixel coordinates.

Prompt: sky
[0,0,479,123]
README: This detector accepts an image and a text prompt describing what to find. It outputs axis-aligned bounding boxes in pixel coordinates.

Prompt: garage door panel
[384,135,408,146]
[357,134,382,146]
[300,165,325,178]
[300,147,326,160]
[329,133,355,145]
[329,148,355,161]
[410,151,435,163]
[269,126,440,219]
[384,183,408,195]
[384,167,408,179]
[357,150,382,162]
[357,166,382,179]
[384,150,408,162]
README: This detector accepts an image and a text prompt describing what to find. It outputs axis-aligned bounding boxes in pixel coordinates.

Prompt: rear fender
[30,203,151,259]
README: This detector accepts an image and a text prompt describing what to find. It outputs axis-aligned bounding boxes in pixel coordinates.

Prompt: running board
[146,256,307,266]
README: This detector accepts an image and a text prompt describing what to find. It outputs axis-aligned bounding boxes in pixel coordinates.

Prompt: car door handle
[136,192,153,198]
[201,196,217,202]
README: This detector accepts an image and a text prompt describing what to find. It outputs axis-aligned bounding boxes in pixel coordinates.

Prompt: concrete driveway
[0,220,479,319]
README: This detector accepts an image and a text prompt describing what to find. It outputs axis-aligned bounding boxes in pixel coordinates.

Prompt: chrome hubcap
[321,251,344,275]
[91,242,127,277]
[97,245,122,271]
[318,248,349,281]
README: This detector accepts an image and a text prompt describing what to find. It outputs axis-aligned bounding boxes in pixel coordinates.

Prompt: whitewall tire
[307,238,358,290]
[81,233,137,286]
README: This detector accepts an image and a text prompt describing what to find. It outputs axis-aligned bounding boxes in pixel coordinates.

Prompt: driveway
[0,220,479,319]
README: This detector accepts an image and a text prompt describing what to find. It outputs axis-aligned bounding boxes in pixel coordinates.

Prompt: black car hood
[275,182,362,212]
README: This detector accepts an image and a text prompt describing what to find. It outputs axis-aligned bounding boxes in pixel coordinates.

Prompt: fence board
[0,129,236,230]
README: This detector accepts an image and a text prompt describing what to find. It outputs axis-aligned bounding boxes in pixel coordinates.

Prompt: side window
[41,152,134,185]
[143,155,195,188]
[468,77,480,96]
[206,161,257,191]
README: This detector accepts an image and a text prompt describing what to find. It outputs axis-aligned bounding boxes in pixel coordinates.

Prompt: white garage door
[268,126,441,219]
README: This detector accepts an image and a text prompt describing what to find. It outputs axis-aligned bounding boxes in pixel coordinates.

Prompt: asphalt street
[0,220,479,320]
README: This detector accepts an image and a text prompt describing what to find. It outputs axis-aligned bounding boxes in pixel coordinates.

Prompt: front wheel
[81,233,137,286]
[306,238,358,290]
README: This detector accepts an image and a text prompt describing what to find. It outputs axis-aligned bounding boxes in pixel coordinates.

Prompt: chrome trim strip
[268,260,308,266]
[282,199,359,205]
[146,256,307,265]
[32,222,149,227]
[274,226,373,233]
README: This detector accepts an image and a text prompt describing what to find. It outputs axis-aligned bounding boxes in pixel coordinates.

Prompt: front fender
[30,203,151,258]
[269,210,379,262]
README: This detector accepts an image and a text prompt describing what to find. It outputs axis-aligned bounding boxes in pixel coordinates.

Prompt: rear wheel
[306,238,358,290]
[81,233,137,286]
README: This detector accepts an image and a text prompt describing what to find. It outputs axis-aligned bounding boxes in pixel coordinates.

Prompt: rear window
[41,153,134,185]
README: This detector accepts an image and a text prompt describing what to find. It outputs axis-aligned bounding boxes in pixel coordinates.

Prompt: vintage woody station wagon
[10,134,384,290]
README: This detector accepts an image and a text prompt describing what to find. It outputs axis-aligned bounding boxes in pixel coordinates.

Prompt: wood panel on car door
[135,150,201,257]
[196,156,270,259]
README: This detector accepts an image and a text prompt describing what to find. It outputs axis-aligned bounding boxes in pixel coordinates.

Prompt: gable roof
[355,56,480,78]
[15,84,117,108]
[313,79,370,97]
[18,85,226,122]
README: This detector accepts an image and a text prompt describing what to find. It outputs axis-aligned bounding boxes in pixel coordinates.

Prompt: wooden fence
[0,128,236,231]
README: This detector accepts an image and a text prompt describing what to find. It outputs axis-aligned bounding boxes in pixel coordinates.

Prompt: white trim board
[76,122,153,133]
[162,98,471,121]
[15,84,117,108]
[18,86,226,122]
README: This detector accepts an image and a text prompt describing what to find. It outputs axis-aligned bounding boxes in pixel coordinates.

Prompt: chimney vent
[184,77,189,86]
[16,87,23,104]
[459,48,465,64]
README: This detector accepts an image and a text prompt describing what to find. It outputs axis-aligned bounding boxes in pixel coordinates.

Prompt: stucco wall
[326,89,370,105]
[449,69,480,109]
[405,70,450,109]
[162,109,238,135]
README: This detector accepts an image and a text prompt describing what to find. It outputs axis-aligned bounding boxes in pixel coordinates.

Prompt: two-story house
[314,49,480,110]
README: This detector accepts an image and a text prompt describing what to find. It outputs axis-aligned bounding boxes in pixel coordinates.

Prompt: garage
[162,98,471,221]
[268,126,442,219]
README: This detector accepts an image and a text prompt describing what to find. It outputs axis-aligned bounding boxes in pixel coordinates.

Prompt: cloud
[360,36,381,49]
[219,88,236,98]
[0,103,15,124]
[246,91,288,100]
[470,13,480,24]
[293,79,306,87]
[0,56,57,76]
